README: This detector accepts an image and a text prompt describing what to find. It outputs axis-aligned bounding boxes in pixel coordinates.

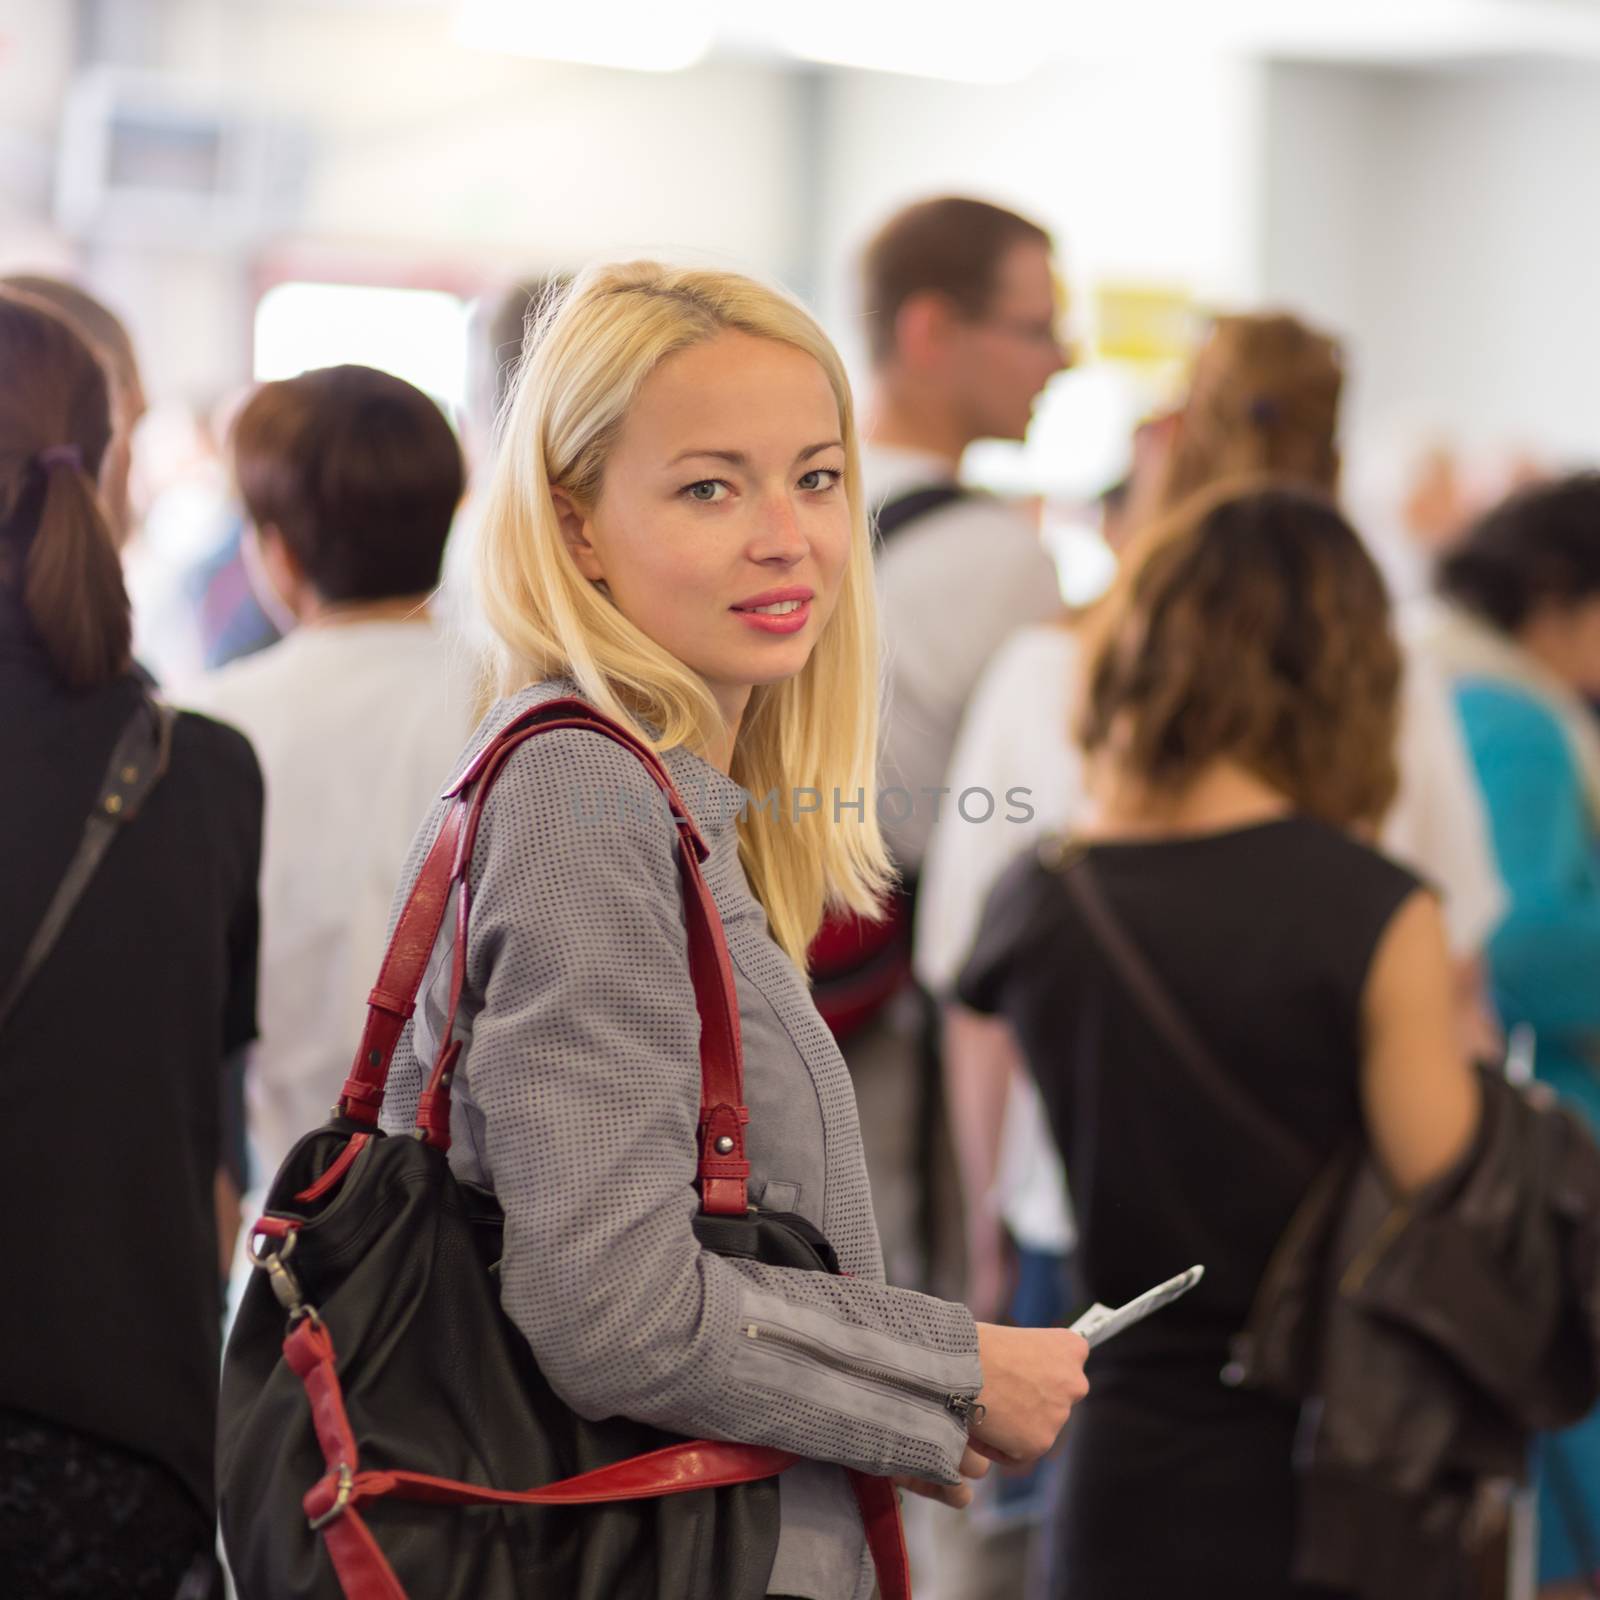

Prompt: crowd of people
[1,193,1599,1600]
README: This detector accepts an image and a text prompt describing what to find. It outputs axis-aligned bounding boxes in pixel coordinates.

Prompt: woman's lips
[732,598,811,635]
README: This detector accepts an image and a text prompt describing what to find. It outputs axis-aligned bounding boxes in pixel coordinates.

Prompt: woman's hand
[969,1322,1090,1468]
[893,1444,992,1510]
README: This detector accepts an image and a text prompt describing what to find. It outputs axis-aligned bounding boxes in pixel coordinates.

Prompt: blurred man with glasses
[821,200,1070,1286]
[818,193,1073,1600]
[859,196,1071,874]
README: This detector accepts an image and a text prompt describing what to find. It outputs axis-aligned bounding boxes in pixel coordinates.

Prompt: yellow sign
[1093,282,1200,367]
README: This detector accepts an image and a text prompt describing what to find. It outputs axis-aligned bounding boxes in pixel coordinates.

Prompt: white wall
[1385,59,1600,463]
[14,0,1600,490]
[19,0,815,403]
[1261,57,1600,477]
[805,53,1266,494]
[165,2,814,277]
[813,54,1267,379]
[0,0,76,263]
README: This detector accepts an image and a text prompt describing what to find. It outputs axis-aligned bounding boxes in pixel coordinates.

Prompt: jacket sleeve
[450,732,981,1485]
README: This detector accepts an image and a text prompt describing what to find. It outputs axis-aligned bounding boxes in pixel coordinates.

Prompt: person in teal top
[1455,681,1600,1122]
[1425,472,1600,1599]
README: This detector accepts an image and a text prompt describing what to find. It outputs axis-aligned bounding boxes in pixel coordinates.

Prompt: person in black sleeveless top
[957,482,1482,1599]
[0,288,262,1596]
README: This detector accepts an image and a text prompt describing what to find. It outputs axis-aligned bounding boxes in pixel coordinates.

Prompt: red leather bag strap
[333,698,749,1214]
[286,1311,911,1600]
[849,1471,912,1600]
[334,807,465,1126]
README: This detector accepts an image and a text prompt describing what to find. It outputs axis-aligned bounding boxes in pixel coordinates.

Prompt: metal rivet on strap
[121,765,139,782]
[714,1134,735,1155]
[104,794,123,815]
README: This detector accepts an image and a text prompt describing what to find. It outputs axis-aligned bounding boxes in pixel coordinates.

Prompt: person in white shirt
[922,313,1506,1345]
[841,197,1073,1600]
[830,199,1071,1295]
[187,364,476,1189]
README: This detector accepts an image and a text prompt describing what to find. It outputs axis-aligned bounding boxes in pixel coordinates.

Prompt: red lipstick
[730,586,814,635]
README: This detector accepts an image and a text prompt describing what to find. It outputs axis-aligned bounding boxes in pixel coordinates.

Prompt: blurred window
[253,283,468,411]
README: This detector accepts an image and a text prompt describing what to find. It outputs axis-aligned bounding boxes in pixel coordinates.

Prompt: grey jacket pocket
[757,1180,801,1213]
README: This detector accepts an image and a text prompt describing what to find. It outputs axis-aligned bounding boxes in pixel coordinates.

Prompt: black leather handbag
[218,700,911,1600]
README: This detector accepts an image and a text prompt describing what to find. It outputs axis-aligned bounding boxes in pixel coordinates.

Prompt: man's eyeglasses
[971,314,1075,362]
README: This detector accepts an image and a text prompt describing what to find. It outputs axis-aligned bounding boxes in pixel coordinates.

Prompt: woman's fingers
[888,1445,992,1513]
[892,1474,974,1510]
[965,1438,1020,1468]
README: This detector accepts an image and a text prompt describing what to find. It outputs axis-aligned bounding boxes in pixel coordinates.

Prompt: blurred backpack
[808,484,970,1042]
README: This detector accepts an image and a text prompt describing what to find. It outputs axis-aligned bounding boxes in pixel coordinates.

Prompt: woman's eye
[798,467,842,493]
[684,479,728,503]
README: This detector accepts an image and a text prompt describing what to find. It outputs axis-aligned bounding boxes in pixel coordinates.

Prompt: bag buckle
[246,1225,321,1326]
[307,1462,354,1531]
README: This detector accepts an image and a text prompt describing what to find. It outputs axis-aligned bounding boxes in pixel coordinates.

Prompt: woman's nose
[750,493,808,563]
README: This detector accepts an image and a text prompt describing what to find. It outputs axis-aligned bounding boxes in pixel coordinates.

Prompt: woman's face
[555,330,852,730]
[1523,595,1600,700]
[1524,594,1600,698]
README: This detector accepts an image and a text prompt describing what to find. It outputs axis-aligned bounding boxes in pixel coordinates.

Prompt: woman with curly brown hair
[954,481,1481,1598]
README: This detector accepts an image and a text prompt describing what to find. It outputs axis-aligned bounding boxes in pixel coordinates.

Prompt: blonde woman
[378,262,1089,1600]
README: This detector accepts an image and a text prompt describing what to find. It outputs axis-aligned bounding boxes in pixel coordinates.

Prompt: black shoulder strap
[0,694,176,1034]
[873,483,971,544]
[1054,845,1321,1182]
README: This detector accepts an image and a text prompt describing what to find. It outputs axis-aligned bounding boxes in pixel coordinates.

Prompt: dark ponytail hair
[0,287,130,689]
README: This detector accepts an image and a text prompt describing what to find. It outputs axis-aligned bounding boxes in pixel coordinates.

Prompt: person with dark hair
[1425,472,1600,1598]
[858,195,1070,876]
[0,272,146,544]
[464,275,569,466]
[0,289,262,1594]
[956,481,1484,1599]
[436,274,570,651]
[0,272,283,683]
[833,195,1071,1274]
[1130,315,1504,981]
[842,193,1075,1595]
[922,314,1504,1415]
[186,364,474,1196]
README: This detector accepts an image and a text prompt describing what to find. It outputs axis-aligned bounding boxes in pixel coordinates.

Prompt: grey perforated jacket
[380,680,983,1600]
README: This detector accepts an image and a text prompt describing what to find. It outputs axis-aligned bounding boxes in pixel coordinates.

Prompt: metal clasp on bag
[307,1462,354,1531]
[246,1224,321,1326]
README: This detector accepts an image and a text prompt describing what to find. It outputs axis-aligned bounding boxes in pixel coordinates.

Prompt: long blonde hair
[474,260,892,969]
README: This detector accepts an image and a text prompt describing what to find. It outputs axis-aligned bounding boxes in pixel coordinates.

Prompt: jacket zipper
[743,1322,986,1426]
[1224,1147,1354,1386]
[1338,1202,1413,1297]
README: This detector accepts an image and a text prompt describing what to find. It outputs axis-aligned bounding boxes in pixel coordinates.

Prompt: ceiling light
[454,0,714,73]
[777,0,1047,83]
